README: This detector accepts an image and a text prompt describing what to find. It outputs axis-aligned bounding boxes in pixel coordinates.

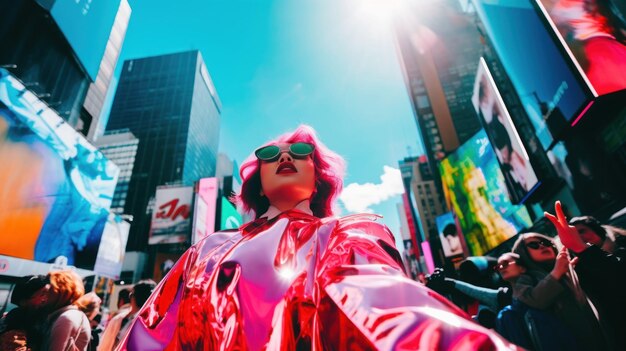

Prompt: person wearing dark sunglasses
[510,233,607,351]
[119,125,515,350]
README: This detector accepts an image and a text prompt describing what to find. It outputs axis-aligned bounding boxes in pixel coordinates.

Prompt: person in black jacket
[546,201,626,350]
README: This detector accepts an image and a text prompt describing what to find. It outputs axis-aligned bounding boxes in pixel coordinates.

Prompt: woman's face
[574,224,603,246]
[259,143,316,206]
[496,257,526,281]
[524,237,556,263]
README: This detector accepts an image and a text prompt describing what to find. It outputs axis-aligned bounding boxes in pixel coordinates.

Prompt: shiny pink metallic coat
[119,211,517,350]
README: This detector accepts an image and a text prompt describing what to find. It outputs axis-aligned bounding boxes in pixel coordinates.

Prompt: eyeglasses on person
[525,239,554,250]
[255,142,315,162]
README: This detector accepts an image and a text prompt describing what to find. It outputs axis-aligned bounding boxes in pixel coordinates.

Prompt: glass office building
[95,129,139,215]
[106,50,221,251]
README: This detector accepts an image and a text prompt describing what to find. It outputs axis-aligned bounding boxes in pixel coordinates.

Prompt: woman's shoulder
[49,306,89,332]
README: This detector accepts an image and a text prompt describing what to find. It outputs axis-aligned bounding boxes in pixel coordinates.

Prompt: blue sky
[109,0,424,248]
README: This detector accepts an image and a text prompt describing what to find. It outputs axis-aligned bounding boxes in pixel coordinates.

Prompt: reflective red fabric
[118,211,517,350]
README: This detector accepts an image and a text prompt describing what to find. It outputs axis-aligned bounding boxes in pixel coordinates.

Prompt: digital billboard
[472,58,540,203]
[439,129,533,256]
[93,214,130,279]
[436,212,464,257]
[0,69,119,269]
[472,0,592,148]
[220,197,242,231]
[191,178,218,244]
[537,0,626,96]
[149,186,193,245]
[49,0,122,81]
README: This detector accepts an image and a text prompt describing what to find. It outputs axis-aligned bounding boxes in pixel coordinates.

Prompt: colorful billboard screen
[149,186,193,244]
[439,129,533,256]
[220,197,242,231]
[537,0,626,96]
[50,0,122,81]
[472,58,540,203]
[472,0,592,148]
[0,70,119,269]
[436,212,464,257]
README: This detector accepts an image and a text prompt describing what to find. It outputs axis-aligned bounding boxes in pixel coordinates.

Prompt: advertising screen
[537,0,626,96]
[436,212,464,257]
[50,0,122,81]
[93,214,130,279]
[472,58,540,203]
[439,129,533,256]
[191,178,218,244]
[149,186,193,245]
[220,197,242,231]
[0,70,119,269]
[472,0,592,148]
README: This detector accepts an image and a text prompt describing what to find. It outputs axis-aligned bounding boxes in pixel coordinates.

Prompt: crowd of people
[0,271,155,351]
[427,203,626,350]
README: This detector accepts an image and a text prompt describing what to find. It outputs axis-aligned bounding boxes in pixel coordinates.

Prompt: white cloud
[339,166,405,213]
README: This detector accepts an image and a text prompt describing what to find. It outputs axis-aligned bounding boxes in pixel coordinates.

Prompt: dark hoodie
[511,233,607,351]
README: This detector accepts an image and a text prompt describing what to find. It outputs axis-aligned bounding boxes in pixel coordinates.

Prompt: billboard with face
[472,58,540,203]
[472,0,593,148]
[0,69,119,269]
[149,186,193,245]
[436,212,464,257]
[439,129,533,256]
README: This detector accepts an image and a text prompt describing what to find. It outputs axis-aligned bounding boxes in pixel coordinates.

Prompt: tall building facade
[394,0,484,183]
[399,156,447,272]
[106,51,222,251]
[83,0,132,140]
[0,0,122,129]
[94,129,139,215]
[0,0,90,127]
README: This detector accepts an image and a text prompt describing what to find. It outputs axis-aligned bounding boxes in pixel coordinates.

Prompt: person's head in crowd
[46,270,85,311]
[569,216,606,246]
[494,252,526,282]
[75,292,102,321]
[130,280,157,312]
[458,256,498,288]
[512,233,557,272]
[90,313,102,329]
[10,274,50,311]
[117,288,131,309]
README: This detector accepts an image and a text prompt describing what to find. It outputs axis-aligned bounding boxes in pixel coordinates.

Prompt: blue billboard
[472,0,593,148]
[50,0,122,81]
[0,69,119,270]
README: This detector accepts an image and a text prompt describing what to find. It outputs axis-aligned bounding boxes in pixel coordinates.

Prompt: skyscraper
[106,50,222,251]
[0,0,123,128]
[94,129,139,215]
[394,0,483,171]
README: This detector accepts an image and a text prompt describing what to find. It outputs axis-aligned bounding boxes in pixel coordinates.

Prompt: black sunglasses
[525,239,553,250]
[254,142,315,162]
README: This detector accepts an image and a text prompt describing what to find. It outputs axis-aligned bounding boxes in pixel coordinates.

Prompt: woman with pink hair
[118,125,516,350]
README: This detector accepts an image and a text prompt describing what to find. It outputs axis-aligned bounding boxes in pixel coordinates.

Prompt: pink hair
[234,125,345,219]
